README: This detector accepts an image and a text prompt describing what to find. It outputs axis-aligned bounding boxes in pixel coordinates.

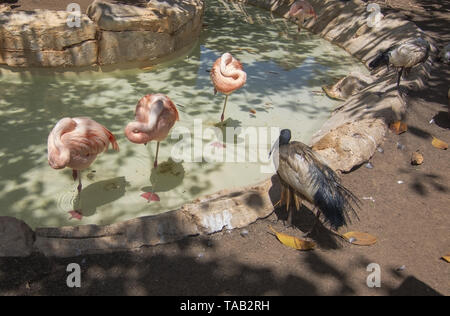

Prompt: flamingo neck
[48,118,76,169]
[125,100,164,144]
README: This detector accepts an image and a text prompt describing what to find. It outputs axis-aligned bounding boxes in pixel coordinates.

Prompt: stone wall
[0,0,204,67]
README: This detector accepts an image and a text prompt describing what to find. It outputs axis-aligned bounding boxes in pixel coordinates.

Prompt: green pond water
[0,0,368,228]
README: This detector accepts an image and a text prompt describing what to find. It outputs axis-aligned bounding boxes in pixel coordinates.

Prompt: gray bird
[369,38,430,90]
[270,129,359,230]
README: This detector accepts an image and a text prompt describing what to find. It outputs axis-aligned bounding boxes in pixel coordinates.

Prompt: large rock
[312,118,386,172]
[0,217,35,257]
[0,9,97,67]
[88,0,204,65]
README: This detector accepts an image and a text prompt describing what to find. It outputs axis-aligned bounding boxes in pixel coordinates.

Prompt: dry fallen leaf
[431,136,448,150]
[441,254,450,263]
[140,66,154,71]
[322,85,346,101]
[249,109,257,114]
[411,151,424,165]
[269,226,315,251]
[390,121,408,135]
[341,231,377,246]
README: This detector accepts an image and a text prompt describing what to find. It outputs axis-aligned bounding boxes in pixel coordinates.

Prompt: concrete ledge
[31,179,275,257]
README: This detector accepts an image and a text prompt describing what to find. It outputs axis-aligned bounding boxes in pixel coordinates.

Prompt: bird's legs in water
[220,94,229,122]
[154,141,160,169]
[72,170,82,194]
[72,169,83,211]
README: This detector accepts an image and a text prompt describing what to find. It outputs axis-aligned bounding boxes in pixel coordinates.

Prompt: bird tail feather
[309,164,360,229]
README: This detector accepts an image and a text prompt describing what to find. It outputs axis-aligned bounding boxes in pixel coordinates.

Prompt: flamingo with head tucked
[288,0,317,32]
[47,117,119,194]
[210,52,247,122]
[125,93,179,168]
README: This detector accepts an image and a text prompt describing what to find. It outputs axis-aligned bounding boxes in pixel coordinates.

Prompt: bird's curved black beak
[269,138,279,159]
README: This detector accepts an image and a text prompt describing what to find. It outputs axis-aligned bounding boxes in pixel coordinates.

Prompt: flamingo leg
[154,141,160,169]
[77,170,82,194]
[220,94,229,122]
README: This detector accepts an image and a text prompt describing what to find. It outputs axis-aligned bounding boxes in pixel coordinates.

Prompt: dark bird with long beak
[270,129,359,230]
[369,38,430,90]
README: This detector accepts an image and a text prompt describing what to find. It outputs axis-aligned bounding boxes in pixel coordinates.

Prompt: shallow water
[0,0,368,228]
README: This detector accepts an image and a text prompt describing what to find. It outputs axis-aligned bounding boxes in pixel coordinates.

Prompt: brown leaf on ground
[269,226,315,251]
[431,136,448,150]
[390,121,408,135]
[341,231,377,246]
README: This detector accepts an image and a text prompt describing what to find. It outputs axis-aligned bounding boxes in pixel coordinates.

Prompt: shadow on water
[144,159,186,193]
[73,177,127,217]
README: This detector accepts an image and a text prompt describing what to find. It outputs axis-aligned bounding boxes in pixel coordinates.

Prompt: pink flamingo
[47,117,120,194]
[125,94,179,168]
[288,0,317,32]
[210,52,247,122]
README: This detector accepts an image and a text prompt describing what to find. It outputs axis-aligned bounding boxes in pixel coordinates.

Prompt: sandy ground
[0,0,449,296]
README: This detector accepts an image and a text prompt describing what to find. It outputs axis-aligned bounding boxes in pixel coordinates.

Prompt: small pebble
[362,196,375,203]
[396,265,406,271]
[397,142,406,150]
[377,147,384,153]
[397,180,404,184]
[365,162,374,169]
[240,229,249,237]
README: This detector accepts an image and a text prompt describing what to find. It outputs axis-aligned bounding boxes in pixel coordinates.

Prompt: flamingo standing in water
[125,93,179,168]
[287,0,317,32]
[47,117,120,194]
[210,52,247,122]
